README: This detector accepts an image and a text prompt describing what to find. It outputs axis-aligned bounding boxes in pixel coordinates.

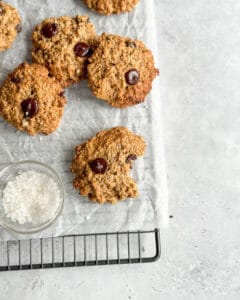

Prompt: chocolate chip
[59,91,65,97]
[86,48,93,57]
[126,154,137,168]
[125,41,137,48]
[11,76,21,83]
[21,98,39,118]
[125,69,140,85]
[74,42,92,57]
[16,23,22,33]
[42,23,58,38]
[89,158,108,174]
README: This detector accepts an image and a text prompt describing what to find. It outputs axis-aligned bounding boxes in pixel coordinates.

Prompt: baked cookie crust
[0,1,21,52]
[83,0,140,15]
[0,62,66,135]
[32,15,98,87]
[87,33,159,108]
[71,127,146,204]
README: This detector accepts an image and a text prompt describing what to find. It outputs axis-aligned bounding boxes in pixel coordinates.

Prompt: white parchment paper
[0,0,168,240]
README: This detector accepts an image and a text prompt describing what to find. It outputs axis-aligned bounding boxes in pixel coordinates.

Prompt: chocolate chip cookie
[32,15,98,87]
[0,62,66,135]
[82,0,140,15]
[71,127,146,204]
[87,34,159,108]
[0,1,21,52]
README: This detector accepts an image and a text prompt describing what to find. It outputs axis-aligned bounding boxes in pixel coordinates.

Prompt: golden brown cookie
[0,62,66,135]
[71,127,146,204]
[0,1,21,52]
[82,0,140,15]
[87,34,159,108]
[32,15,98,88]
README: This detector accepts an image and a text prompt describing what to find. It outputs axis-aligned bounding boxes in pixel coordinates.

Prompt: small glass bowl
[0,161,65,234]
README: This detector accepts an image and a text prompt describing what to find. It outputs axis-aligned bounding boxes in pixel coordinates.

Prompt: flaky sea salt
[2,171,61,225]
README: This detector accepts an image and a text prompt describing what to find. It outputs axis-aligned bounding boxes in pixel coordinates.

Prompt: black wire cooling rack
[0,228,160,271]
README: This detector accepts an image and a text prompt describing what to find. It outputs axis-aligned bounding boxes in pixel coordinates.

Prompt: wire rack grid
[0,228,160,271]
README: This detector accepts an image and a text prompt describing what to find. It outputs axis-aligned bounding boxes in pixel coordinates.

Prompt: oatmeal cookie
[0,62,66,135]
[82,0,140,15]
[32,15,97,87]
[0,1,21,52]
[87,33,159,108]
[71,127,146,204]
